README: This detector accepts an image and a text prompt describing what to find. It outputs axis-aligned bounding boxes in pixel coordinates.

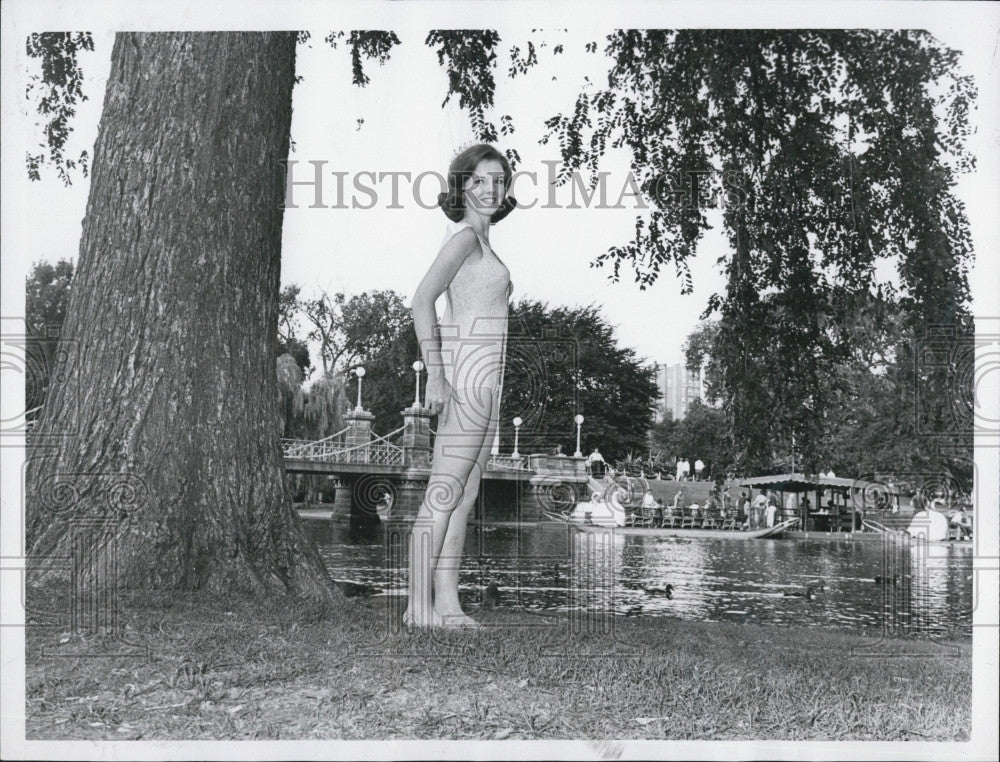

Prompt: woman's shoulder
[441,221,482,251]
[439,223,482,259]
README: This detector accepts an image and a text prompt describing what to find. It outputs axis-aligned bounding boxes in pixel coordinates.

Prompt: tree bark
[26,32,334,601]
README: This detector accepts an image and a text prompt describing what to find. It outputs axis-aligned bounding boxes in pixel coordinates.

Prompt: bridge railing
[487,454,530,472]
[281,426,406,466]
[282,426,350,457]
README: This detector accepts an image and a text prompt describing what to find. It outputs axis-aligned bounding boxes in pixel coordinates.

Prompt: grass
[24,585,971,741]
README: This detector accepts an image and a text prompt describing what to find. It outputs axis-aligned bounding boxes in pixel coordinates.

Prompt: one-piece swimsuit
[437,220,513,426]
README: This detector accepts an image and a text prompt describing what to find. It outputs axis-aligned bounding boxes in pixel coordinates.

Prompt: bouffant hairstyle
[437,144,517,224]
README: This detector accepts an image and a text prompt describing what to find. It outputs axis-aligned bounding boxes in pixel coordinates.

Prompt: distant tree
[24,259,75,411]
[650,400,733,479]
[277,337,312,376]
[339,291,412,368]
[302,372,350,441]
[276,354,306,438]
[299,289,341,378]
[502,300,659,460]
[277,284,310,374]
[25,259,75,335]
[361,316,420,437]
[648,411,679,463]
[816,306,973,491]
[299,288,410,379]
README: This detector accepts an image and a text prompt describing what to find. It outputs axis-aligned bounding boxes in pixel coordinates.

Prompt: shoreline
[296,506,547,528]
[296,509,976,546]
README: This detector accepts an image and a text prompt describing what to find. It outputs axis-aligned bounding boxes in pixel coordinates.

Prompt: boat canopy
[737,473,898,494]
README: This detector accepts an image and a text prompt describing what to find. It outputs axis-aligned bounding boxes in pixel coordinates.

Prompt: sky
[6,11,998,371]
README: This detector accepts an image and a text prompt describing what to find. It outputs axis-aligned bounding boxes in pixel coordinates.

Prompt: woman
[405,144,516,629]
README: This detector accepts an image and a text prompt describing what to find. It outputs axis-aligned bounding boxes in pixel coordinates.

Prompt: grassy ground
[25,587,970,741]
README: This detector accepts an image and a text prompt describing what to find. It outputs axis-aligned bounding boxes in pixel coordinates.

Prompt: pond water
[307,518,974,636]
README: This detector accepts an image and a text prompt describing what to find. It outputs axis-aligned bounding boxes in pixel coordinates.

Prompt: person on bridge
[405,143,517,630]
[587,447,606,478]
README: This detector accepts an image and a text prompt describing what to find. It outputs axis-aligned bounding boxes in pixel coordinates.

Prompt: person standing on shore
[672,488,686,512]
[950,504,972,540]
[694,458,705,481]
[785,492,797,522]
[735,491,749,529]
[405,143,516,629]
[751,492,768,529]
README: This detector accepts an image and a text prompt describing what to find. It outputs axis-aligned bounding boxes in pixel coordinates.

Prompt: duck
[336,580,380,598]
[482,582,501,609]
[872,575,900,586]
[648,583,673,599]
[782,586,815,600]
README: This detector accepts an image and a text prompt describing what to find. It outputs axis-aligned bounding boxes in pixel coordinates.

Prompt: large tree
[26,33,333,599]
[538,30,975,476]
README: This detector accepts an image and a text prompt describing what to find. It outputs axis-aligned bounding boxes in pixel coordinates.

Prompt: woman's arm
[410,228,480,421]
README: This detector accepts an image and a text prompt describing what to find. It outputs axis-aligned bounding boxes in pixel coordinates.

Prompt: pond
[307,518,974,636]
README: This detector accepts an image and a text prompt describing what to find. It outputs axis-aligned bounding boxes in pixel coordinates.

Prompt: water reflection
[308,518,973,635]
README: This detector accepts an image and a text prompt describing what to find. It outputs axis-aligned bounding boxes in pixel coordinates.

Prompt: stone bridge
[282,403,590,521]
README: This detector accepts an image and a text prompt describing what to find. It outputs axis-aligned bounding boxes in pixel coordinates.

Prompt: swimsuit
[437,220,513,427]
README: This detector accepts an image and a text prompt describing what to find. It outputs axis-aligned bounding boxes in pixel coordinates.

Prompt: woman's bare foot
[434,609,482,629]
[402,606,445,629]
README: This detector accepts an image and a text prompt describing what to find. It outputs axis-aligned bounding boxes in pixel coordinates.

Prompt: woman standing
[405,144,516,628]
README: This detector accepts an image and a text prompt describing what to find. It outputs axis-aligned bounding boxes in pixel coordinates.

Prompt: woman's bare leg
[433,394,497,626]
[403,391,490,628]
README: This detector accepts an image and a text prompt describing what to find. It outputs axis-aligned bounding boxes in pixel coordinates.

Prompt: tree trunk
[26,32,334,601]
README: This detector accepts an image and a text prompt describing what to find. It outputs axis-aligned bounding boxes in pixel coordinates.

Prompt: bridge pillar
[390,479,429,520]
[399,404,432,468]
[521,482,559,521]
[344,408,376,462]
[328,476,352,519]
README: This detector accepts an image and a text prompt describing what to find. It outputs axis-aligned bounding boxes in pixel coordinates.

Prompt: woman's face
[463,158,506,216]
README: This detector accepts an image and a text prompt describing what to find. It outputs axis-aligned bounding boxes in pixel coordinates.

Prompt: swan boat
[862,509,970,545]
[542,475,796,539]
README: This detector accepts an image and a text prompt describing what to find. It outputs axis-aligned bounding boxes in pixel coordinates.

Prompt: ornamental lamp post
[512,416,523,458]
[574,414,584,458]
[354,366,366,411]
[412,360,424,406]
